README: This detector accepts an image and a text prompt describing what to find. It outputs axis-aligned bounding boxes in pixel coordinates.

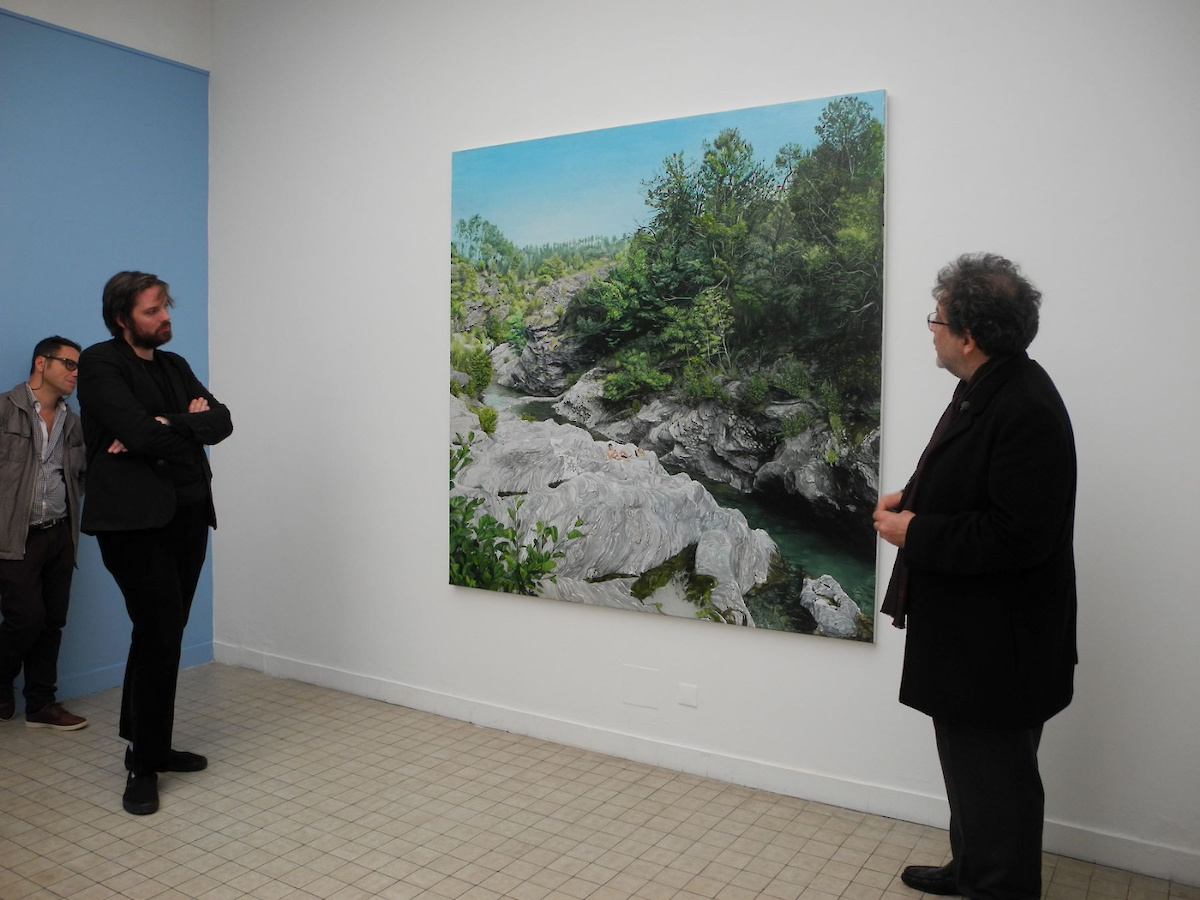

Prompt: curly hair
[102,271,174,338]
[933,253,1041,356]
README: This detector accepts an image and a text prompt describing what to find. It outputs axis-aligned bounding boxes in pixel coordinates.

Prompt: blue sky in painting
[452,91,884,249]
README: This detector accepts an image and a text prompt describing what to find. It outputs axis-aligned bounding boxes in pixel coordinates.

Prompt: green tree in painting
[454,214,524,276]
[562,95,883,416]
[602,349,672,402]
[452,96,883,436]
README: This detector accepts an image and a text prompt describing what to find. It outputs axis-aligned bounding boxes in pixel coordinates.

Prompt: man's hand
[874,490,914,548]
[107,438,128,454]
[188,397,209,413]
[877,490,903,513]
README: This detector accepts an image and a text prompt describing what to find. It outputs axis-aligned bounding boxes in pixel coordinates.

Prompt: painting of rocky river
[450,92,885,641]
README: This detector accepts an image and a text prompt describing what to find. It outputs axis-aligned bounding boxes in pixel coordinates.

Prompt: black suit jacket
[888,353,1077,729]
[77,338,232,533]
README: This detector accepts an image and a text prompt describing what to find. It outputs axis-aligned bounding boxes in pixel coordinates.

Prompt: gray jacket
[0,383,86,561]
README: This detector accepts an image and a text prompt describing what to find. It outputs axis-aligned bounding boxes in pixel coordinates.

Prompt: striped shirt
[25,384,69,526]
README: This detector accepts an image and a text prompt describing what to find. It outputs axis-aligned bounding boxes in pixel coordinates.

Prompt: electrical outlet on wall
[622,664,660,709]
[678,682,699,708]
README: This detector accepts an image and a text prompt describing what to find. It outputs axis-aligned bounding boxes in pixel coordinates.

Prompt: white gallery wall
[0,0,210,68]
[10,0,1200,885]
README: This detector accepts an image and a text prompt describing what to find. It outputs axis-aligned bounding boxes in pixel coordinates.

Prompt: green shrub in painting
[603,349,671,402]
[451,335,493,400]
[476,405,498,435]
[450,436,584,596]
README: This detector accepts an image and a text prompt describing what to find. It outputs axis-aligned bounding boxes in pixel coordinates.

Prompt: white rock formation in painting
[451,395,775,624]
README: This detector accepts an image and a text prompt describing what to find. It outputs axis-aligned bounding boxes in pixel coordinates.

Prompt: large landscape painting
[450,92,885,641]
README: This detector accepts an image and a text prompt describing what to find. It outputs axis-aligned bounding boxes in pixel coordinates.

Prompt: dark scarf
[880,355,1012,628]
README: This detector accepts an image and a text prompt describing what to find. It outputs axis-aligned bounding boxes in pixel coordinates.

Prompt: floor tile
[0,663,1194,900]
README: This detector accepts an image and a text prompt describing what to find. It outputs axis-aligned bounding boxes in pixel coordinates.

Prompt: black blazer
[77,338,232,533]
[890,353,1077,729]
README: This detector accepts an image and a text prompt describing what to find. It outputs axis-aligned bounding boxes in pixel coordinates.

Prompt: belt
[30,516,68,531]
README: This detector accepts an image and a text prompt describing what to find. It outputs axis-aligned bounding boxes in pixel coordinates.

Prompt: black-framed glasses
[926,312,950,331]
[43,355,79,372]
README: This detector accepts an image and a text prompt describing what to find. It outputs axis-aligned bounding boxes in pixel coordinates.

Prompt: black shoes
[0,686,13,722]
[121,747,206,814]
[901,864,960,895]
[122,771,159,815]
[124,746,208,772]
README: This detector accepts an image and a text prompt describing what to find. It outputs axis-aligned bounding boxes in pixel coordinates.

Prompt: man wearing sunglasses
[0,337,89,731]
[874,254,1077,900]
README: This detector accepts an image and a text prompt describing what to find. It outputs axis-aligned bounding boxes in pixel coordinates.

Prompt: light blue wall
[0,9,212,700]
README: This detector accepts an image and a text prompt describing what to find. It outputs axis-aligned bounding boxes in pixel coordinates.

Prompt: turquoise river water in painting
[483,384,877,637]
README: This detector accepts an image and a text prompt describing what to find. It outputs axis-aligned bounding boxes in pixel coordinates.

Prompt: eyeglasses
[43,355,79,372]
[927,312,950,331]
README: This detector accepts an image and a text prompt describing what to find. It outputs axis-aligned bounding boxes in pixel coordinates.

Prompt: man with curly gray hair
[874,253,1078,900]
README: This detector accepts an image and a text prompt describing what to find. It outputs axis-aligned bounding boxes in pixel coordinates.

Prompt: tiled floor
[0,664,1195,900]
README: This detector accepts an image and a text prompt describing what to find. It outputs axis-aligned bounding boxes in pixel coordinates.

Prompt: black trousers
[97,502,208,774]
[934,719,1045,900]
[0,521,74,712]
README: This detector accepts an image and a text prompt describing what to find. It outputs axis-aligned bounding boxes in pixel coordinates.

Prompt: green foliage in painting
[450,435,584,596]
[504,310,528,353]
[676,365,731,406]
[560,95,883,425]
[452,95,884,440]
[450,247,480,329]
[453,214,524,277]
[468,350,492,398]
[476,405,498,435]
[536,254,567,285]
[742,372,769,410]
[602,349,672,402]
[780,409,813,438]
[629,545,746,625]
[773,359,812,398]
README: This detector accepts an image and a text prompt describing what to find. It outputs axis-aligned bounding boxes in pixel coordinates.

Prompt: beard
[129,320,172,350]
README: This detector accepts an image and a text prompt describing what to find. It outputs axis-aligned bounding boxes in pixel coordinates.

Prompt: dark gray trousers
[934,719,1045,900]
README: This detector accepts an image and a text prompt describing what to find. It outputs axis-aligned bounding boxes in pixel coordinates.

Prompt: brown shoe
[26,702,88,731]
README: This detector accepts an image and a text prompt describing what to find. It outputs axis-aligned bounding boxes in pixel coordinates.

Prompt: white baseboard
[213,642,1199,886]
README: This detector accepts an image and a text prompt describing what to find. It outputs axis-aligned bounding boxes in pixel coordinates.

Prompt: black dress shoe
[122,772,159,815]
[125,746,208,773]
[901,864,959,895]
